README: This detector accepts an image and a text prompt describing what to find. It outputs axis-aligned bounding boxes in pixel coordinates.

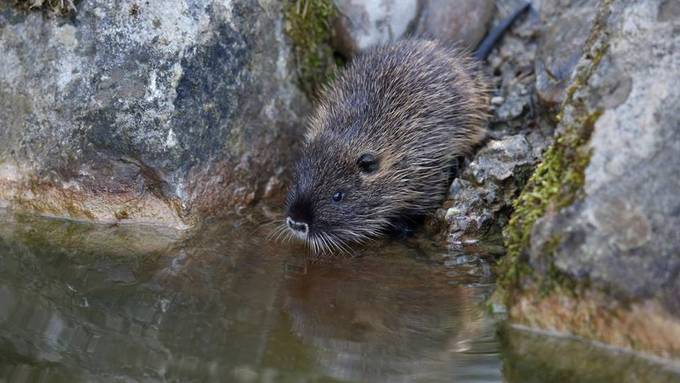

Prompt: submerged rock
[501,327,680,383]
[500,0,680,360]
[0,0,310,227]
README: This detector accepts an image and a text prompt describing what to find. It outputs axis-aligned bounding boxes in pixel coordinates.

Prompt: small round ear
[357,153,379,174]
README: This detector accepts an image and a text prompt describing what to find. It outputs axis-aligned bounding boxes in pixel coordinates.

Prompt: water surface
[0,210,678,382]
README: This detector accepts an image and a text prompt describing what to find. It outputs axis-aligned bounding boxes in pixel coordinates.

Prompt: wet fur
[285,40,489,253]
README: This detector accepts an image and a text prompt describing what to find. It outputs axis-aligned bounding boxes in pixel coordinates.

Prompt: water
[0,210,678,383]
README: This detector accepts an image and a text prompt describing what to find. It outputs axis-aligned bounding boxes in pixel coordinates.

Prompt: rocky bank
[1,0,679,364]
[500,0,680,361]
[329,0,680,362]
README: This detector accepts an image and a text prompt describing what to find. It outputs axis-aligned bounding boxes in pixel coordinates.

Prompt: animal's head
[284,133,400,253]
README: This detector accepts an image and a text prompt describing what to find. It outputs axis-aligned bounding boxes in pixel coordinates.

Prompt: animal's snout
[286,217,309,235]
[286,195,314,228]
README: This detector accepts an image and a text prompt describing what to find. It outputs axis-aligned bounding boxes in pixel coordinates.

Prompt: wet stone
[501,328,680,383]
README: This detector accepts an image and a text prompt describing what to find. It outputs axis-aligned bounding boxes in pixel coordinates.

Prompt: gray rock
[506,0,680,359]
[0,1,310,227]
[443,1,543,246]
[332,0,418,57]
[495,80,531,121]
[534,0,599,106]
[531,0,680,313]
[488,2,540,127]
[413,0,495,50]
[332,0,495,58]
[447,134,539,244]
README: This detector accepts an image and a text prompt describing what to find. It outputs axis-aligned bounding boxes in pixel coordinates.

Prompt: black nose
[286,196,314,226]
[286,217,309,235]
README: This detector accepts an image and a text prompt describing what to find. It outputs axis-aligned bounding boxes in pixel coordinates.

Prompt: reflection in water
[282,254,495,383]
[0,210,498,382]
[501,327,680,383]
[0,210,677,382]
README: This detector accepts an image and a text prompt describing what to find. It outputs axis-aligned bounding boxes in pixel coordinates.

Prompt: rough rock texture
[0,0,310,228]
[445,134,541,245]
[443,1,547,246]
[534,0,599,106]
[500,0,680,360]
[332,0,495,58]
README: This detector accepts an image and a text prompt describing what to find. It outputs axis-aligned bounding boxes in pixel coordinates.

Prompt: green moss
[13,0,76,14]
[283,0,340,97]
[497,0,613,300]
[499,109,602,293]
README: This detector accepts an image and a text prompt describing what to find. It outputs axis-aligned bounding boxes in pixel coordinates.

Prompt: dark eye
[332,191,344,202]
[357,153,379,174]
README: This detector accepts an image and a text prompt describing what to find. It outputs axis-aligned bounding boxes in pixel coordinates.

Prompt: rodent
[283,5,530,253]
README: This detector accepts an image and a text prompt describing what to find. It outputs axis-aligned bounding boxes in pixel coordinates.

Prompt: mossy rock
[283,0,342,97]
[498,0,611,298]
